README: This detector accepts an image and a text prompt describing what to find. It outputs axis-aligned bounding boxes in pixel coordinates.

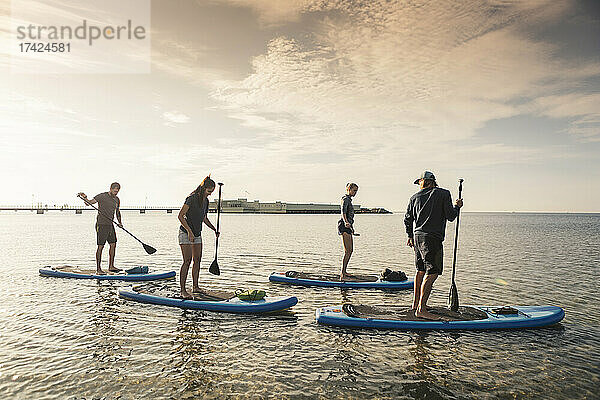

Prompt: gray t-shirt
[93,192,120,226]
[341,195,355,225]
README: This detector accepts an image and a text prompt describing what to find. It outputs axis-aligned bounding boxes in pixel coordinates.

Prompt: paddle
[448,179,463,312]
[77,193,157,255]
[209,182,223,275]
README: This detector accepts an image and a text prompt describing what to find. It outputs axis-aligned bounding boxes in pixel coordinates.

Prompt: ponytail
[192,175,216,203]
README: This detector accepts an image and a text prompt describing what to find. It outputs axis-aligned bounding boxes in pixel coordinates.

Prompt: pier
[0,199,391,214]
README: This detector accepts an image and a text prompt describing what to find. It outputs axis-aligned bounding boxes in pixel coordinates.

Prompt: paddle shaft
[450,180,463,285]
[78,194,147,247]
[213,183,223,259]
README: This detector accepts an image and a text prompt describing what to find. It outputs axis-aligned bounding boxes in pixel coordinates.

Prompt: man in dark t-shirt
[404,171,463,320]
[78,182,123,274]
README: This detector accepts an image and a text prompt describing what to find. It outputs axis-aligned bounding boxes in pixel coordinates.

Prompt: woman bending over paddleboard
[178,176,219,299]
[338,182,358,280]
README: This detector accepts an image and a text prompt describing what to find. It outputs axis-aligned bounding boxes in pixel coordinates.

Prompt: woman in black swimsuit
[338,182,358,280]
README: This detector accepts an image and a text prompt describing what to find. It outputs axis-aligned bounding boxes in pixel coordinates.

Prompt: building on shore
[219,198,287,213]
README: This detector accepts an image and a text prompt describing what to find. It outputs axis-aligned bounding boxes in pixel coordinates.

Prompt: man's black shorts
[414,234,443,275]
[96,223,117,245]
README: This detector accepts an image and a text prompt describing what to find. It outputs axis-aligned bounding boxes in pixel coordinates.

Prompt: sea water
[0,212,598,399]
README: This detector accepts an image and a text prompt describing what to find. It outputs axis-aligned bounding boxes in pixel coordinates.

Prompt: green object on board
[235,289,266,301]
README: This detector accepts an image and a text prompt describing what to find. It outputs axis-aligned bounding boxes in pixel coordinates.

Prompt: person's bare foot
[341,272,357,280]
[192,287,202,293]
[180,290,193,300]
[96,269,106,275]
[410,306,431,311]
[415,309,442,320]
[108,267,122,273]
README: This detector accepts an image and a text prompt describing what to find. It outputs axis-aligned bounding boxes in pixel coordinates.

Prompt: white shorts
[178,229,202,245]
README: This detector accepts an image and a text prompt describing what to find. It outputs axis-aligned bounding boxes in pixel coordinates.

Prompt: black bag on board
[380,268,408,282]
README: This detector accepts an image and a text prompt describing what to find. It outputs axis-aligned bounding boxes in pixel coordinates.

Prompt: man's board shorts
[413,234,443,275]
[337,219,353,235]
[96,223,117,245]
[178,229,202,245]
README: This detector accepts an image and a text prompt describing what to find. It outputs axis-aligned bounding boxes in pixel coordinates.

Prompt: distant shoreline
[1,209,599,215]
[0,206,391,215]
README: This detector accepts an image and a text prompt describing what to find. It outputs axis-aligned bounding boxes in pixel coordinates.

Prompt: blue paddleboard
[269,271,413,289]
[316,304,565,330]
[39,266,175,281]
[119,288,298,313]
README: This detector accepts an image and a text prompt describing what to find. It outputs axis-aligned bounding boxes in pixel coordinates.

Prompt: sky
[1,0,599,212]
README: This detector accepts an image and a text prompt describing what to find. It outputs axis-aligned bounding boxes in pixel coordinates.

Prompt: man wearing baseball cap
[404,171,463,320]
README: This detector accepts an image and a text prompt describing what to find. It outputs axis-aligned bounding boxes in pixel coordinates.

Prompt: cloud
[0,92,103,138]
[5,0,151,74]
[214,0,313,27]
[150,37,227,85]
[161,110,191,126]
[210,0,600,156]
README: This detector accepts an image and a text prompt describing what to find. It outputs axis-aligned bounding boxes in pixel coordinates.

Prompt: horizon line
[1,208,599,215]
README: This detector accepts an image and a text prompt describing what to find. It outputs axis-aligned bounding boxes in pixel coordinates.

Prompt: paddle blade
[143,243,157,255]
[448,282,459,312]
[209,259,220,275]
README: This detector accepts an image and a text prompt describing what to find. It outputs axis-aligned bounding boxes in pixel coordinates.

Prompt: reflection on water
[0,212,598,399]
[170,312,216,399]
[404,334,457,400]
